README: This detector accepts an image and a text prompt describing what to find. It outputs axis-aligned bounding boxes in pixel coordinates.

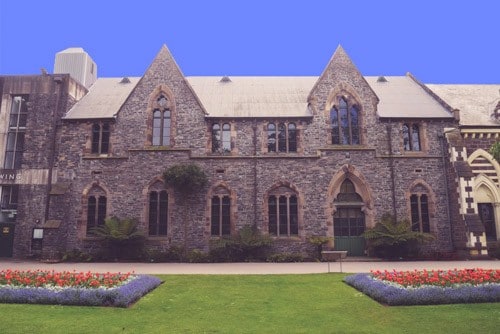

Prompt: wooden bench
[321,250,348,273]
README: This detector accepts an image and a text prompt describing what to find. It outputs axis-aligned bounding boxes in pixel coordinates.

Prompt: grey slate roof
[65,75,496,122]
[426,84,500,126]
[64,77,140,119]
[365,76,453,119]
[186,76,317,118]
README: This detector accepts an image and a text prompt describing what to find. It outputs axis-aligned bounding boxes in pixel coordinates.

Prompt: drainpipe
[44,75,63,222]
[252,120,258,228]
[386,123,397,219]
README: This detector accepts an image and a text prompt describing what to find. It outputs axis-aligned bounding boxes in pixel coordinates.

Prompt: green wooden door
[333,207,365,256]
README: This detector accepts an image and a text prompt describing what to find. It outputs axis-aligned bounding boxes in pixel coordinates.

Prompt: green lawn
[0,274,498,333]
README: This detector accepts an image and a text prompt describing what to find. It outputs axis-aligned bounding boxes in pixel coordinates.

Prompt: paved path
[1,259,499,274]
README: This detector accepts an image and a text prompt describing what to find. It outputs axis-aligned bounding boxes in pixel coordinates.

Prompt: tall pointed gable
[308,45,378,105]
[112,44,209,155]
[139,44,207,115]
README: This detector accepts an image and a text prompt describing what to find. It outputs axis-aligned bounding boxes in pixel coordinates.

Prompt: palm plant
[90,217,145,260]
[362,213,434,259]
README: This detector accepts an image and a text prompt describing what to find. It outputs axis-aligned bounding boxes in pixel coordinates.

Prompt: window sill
[147,236,169,240]
[402,150,427,156]
[319,145,374,151]
[82,154,127,160]
[270,235,302,241]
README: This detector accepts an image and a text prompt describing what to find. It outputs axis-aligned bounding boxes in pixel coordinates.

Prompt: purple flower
[344,273,500,306]
[0,275,162,308]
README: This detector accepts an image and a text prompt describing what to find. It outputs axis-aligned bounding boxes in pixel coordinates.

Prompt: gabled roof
[426,84,500,126]
[187,76,316,118]
[366,75,454,119]
[64,77,140,119]
[308,45,378,104]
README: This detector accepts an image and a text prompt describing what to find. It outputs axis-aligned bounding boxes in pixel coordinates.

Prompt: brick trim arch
[406,179,438,234]
[324,83,365,145]
[262,181,305,238]
[142,177,174,237]
[326,164,374,234]
[205,181,238,237]
[79,181,110,239]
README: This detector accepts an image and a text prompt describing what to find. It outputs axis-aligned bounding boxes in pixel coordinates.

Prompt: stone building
[0,45,498,260]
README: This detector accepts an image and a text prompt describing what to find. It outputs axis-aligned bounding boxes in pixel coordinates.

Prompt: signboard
[0,170,22,182]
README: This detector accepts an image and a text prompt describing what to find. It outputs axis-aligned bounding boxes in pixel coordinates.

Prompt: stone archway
[326,165,374,255]
[474,174,500,243]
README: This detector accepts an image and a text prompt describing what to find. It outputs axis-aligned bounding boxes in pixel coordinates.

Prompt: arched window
[152,95,171,146]
[403,123,421,151]
[330,97,360,145]
[86,186,107,235]
[267,185,299,237]
[267,122,298,153]
[333,179,365,238]
[91,122,110,154]
[149,190,168,236]
[409,182,434,233]
[410,194,430,232]
[211,193,231,236]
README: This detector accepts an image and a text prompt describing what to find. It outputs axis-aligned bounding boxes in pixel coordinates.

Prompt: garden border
[344,273,500,306]
[0,274,162,308]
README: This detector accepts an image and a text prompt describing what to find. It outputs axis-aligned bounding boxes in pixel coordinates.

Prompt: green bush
[362,213,434,259]
[307,236,332,261]
[187,249,210,263]
[267,253,304,263]
[163,163,208,196]
[142,246,186,262]
[209,225,273,262]
[90,217,145,261]
[489,142,500,162]
[61,249,93,262]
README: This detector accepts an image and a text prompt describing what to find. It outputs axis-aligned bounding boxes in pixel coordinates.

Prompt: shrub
[209,225,272,262]
[267,253,304,263]
[142,246,186,263]
[61,249,93,262]
[489,141,500,162]
[307,236,332,261]
[163,163,208,196]
[187,249,210,263]
[362,213,434,259]
[90,217,145,261]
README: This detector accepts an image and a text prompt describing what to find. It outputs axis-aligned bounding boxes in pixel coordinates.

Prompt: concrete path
[1,258,499,274]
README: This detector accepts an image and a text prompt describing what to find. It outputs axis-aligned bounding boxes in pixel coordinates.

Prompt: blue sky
[0,0,498,83]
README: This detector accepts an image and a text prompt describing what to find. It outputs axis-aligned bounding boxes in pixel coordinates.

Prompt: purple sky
[0,0,499,83]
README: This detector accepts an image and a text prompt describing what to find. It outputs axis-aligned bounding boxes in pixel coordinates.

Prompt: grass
[0,274,498,333]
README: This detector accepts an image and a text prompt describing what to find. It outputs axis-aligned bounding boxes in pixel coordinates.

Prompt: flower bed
[344,268,500,306]
[0,269,162,307]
